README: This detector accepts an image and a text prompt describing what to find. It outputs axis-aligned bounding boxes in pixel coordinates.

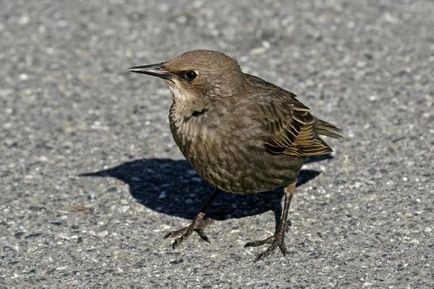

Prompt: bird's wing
[245,74,341,157]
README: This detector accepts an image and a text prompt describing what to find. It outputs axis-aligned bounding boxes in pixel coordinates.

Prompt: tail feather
[314,118,343,139]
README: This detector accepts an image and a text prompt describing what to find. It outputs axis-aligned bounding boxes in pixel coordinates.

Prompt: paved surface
[1,1,433,288]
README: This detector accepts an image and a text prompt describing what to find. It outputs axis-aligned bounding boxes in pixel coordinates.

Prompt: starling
[128,50,342,261]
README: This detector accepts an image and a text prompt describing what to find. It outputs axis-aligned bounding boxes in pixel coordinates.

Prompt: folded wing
[246,74,342,158]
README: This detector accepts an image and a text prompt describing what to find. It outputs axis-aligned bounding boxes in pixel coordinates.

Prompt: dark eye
[183,70,197,81]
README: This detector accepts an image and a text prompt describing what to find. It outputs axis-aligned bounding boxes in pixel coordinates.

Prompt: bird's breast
[169,108,302,194]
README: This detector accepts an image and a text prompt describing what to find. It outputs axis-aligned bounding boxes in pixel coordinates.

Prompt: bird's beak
[128,62,172,80]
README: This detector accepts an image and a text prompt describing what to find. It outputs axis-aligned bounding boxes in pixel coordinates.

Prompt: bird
[128,50,342,261]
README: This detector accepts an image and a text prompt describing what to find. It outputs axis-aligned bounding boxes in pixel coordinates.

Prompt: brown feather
[245,74,341,158]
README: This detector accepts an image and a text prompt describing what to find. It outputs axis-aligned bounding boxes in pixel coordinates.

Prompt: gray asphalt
[1,1,433,288]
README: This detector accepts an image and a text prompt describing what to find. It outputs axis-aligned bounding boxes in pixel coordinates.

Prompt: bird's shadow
[80,156,332,222]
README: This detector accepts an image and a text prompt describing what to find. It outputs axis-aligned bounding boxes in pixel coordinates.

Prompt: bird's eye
[183,70,197,81]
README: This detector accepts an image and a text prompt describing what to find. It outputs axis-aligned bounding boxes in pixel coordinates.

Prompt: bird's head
[128,50,245,104]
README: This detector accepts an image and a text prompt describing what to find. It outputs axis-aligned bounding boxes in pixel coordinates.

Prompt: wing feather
[245,74,341,157]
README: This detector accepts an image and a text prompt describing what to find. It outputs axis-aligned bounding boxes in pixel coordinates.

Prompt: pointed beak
[128,62,172,80]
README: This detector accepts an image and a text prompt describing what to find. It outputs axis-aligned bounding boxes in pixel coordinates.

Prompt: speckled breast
[169,115,303,194]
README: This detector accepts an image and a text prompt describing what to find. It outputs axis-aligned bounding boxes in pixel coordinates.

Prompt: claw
[164,217,213,248]
[278,242,288,256]
[171,228,193,249]
[244,235,274,247]
[247,231,288,262]
[163,190,218,250]
[172,239,179,249]
[250,183,295,261]
[196,229,210,243]
[254,250,271,262]
[164,227,188,239]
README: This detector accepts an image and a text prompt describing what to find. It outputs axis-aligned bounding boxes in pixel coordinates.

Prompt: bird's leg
[164,189,219,249]
[245,182,295,262]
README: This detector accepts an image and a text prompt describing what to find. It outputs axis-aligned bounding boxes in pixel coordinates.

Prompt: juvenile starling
[128,50,342,261]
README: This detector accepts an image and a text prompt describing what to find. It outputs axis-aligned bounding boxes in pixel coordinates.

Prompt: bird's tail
[314,118,343,139]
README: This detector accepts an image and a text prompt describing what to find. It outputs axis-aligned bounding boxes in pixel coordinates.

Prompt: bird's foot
[164,213,213,249]
[245,222,290,262]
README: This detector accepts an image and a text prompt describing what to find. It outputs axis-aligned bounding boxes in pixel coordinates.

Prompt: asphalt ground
[0,1,433,288]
